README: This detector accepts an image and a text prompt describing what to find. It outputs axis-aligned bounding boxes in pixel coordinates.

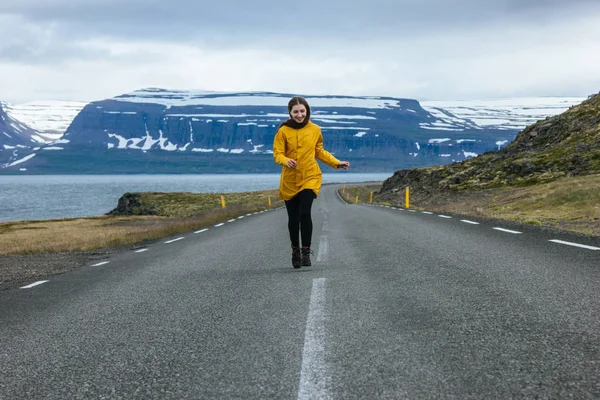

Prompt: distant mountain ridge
[0,89,587,173]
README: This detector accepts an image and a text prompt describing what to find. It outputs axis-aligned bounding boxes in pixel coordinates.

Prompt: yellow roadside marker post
[369,192,373,204]
[268,196,272,207]
[405,187,410,209]
[355,196,359,204]
[221,195,226,208]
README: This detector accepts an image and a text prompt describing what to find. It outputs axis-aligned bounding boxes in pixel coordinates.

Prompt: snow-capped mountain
[0,89,588,174]
[5,100,87,142]
[420,97,584,131]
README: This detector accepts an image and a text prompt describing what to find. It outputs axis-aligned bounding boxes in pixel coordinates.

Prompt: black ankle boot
[291,245,301,269]
[301,246,312,266]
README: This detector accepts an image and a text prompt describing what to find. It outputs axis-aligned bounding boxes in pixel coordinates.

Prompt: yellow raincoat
[273,121,341,200]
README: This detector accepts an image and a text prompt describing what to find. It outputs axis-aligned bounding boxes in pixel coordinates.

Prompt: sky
[1,0,599,104]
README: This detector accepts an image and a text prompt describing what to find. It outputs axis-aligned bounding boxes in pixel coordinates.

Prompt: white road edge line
[335,189,346,203]
[549,239,600,251]
[92,261,109,266]
[237,216,244,219]
[422,211,433,214]
[165,237,185,244]
[135,248,148,253]
[194,228,208,234]
[297,278,329,400]
[438,215,452,219]
[20,280,49,289]
[461,220,480,225]
[214,223,225,227]
[317,235,328,262]
[493,227,522,234]
[227,219,236,223]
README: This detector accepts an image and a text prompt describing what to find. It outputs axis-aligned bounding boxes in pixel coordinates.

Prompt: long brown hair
[278,96,311,129]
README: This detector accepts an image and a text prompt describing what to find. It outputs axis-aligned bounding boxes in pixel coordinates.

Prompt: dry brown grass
[339,184,383,204]
[0,195,284,256]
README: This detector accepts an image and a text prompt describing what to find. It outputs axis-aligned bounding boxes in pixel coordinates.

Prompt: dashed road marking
[549,240,600,251]
[438,215,452,219]
[297,278,329,400]
[461,220,480,225]
[194,229,208,234]
[20,280,49,289]
[493,227,522,234]
[135,248,148,253]
[165,237,185,244]
[317,235,328,262]
[91,261,110,266]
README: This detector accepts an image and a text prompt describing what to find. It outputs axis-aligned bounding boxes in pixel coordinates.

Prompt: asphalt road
[1,185,599,399]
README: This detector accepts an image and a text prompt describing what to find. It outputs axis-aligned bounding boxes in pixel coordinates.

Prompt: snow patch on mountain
[114,88,409,109]
[6,100,87,142]
[420,97,584,130]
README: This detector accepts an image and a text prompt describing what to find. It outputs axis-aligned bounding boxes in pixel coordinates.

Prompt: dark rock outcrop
[107,193,157,216]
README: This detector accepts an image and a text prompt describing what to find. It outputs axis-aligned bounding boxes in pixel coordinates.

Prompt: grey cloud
[3,0,599,45]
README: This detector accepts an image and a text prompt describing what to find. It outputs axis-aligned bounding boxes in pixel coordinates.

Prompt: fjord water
[0,173,392,222]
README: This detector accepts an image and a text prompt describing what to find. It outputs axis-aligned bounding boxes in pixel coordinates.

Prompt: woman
[273,96,350,268]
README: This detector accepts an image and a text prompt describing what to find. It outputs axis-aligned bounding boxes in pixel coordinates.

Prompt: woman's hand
[337,161,350,170]
[287,159,298,169]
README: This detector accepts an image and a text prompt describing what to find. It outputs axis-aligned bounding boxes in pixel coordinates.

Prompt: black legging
[285,189,316,248]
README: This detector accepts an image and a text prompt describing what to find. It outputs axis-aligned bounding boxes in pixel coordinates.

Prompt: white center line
[549,239,600,250]
[317,235,328,262]
[194,228,208,234]
[135,248,148,253]
[20,280,49,289]
[493,227,522,234]
[297,278,329,400]
[214,223,225,227]
[165,237,185,243]
[461,220,480,225]
[438,215,452,219]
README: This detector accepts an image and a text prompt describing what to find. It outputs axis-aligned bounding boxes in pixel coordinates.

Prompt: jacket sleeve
[315,128,341,169]
[273,129,290,166]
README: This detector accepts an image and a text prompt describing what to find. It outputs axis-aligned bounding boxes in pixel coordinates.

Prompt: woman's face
[290,104,307,124]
